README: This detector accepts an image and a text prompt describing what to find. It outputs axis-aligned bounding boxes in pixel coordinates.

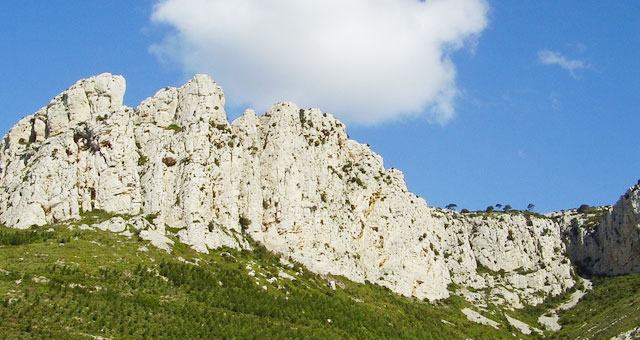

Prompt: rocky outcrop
[611,327,640,340]
[555,185,640,275]
[552,206,610,273]
[0,73,575,303]
[447,212,573,307]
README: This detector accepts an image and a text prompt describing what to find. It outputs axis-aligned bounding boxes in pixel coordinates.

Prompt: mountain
[1,73,639,339]
[558,185,640,276]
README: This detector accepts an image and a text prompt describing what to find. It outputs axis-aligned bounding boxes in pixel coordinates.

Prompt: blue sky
[1,1,638,212]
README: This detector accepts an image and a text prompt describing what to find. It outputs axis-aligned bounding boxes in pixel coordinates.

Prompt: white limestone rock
[554,184,640,276]
[590,185,640,275]
[95,217,127,233]
[0,73,137,229]
[139,230,174,253]
[0,73,580,304]
[611,327,640,340]
[537,277,592,331]
[505,315,541,335]
[538,313,561,332]
[461,308,500,329]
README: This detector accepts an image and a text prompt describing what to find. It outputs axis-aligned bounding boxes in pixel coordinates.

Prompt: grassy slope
[0,212,638,339]
[551,274,640,339]
[0,214,522,340]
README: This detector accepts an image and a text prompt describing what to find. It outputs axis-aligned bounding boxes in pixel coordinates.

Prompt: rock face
[0,73,575,303]
[611,327,640,340]
[555,185,640,275]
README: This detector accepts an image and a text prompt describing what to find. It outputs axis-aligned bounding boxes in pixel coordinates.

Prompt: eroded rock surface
[0,73,577,303]
[611,327,640,340]
[553,185,640,276]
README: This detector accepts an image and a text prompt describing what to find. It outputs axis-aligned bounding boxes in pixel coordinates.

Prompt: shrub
[162,157,177,167]
[0,227,53,246]
[166,124,181,133]
[577,204,590,214]
[239,216,251,231]
[138,154,148,166]
[145,213,159,224]
[349,176,366,188]
[485,206,494,213]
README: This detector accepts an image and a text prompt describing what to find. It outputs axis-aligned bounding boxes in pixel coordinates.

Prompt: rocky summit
[1,73,639,309]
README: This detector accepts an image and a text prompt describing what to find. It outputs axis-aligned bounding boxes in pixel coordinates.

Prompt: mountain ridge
[1,73,638,309]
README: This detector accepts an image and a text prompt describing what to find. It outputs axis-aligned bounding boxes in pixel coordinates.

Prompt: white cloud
[150,0,489,125]
[537,49,588,78]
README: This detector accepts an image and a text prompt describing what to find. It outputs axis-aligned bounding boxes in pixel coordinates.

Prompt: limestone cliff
[554,184,640,276]
[0,73,575,304]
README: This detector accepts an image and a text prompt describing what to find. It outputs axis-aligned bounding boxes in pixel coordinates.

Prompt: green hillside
[550,273,640,339]
[0,212,637,339]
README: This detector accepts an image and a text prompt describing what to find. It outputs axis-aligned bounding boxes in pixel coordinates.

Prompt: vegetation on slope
[550,274,640,339]
[1,212,638,339]
[0,216,525,340]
